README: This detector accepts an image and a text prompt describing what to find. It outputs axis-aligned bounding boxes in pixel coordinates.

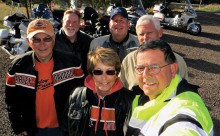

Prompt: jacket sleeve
[159,123,208,136]
[61,87,88,136]
[5,62,26,134]
[89,36,107,51]
[89,38,98,51]
[61,92,72,136]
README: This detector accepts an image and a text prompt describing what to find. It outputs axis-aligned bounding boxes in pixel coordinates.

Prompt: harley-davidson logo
[34,20,47,29]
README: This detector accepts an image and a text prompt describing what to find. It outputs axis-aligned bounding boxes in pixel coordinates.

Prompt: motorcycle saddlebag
[3,20,13,28]
[0,29,9,39]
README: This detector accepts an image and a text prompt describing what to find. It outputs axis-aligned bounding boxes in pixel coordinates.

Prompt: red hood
[84,75,123,95]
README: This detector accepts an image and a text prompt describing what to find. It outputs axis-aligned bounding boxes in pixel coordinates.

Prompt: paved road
[0,12,220,135]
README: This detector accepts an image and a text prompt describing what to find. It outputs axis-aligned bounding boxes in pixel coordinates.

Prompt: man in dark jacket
[54,9,93,76]
[5,18,84,136]
[90,7,139,62]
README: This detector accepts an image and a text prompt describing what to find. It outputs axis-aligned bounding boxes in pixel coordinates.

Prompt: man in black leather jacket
[5,18,84,136]
[54,9,93,76]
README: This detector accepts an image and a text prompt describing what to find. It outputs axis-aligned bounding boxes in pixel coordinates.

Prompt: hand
[17,131,28,136]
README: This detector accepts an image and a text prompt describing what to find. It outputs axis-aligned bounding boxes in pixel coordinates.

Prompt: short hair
[136,15,161,31]
[137,40,176,64]
[87,48,121,75]
[63,9,81,20]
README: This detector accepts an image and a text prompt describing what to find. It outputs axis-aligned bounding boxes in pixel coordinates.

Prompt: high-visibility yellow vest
[129,74,213,136]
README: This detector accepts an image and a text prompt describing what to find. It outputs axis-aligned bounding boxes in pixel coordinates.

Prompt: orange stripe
[101,108,115,122]
[91,106,100,121]
[90,106,115,122]
[74,67,84,77]
[6,73,15,86]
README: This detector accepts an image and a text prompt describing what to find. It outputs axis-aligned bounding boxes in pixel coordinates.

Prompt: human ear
[170,63,178,78]
[159,28,163,38]
[26,38,33,49]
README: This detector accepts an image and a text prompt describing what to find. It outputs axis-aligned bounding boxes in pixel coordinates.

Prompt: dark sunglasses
[31,36,53,43]
[92,69,116,76]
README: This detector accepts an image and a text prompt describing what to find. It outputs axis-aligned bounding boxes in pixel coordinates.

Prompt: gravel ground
[0,12,220,135]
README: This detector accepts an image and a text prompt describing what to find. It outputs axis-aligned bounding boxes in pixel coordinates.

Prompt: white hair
[136,15,161,31]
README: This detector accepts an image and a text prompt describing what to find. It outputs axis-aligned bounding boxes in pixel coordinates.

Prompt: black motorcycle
[0,2,61,55]
[79,0,147,37]
[80,7,100,37]
[32,3,61,32]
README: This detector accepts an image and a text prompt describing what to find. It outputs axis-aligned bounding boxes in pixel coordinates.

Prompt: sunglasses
[31,36,53,43]
[92,69,117,76]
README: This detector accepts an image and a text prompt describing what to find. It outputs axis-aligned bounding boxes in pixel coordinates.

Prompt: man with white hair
[119,15,188,90]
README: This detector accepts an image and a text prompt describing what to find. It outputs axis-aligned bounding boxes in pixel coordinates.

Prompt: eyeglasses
[135,63,171,75]
[30,36,53,43]
[92,69,117,76]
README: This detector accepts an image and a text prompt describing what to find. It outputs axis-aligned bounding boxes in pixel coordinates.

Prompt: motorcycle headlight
[135,7,147,16]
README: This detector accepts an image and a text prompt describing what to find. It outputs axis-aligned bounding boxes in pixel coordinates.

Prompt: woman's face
[92,62,118,97]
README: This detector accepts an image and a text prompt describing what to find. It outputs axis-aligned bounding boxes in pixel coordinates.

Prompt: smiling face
[92,62,118,97]
[109,14,130,42]
[136,49,177,100]
[136,21,163,45]
[62,13,80,39]
[27,33,54,63]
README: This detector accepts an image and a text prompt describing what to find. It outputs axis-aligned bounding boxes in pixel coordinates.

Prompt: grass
[195,4,220,12]
[0,2,27,29]
[0,1,219,29]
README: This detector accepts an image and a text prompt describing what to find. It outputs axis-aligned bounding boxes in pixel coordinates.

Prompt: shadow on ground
[162,33,220,52]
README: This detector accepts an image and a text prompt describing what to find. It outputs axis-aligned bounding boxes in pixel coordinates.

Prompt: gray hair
[87,48,121,76]
[136,15,161,31]
[137,40,176,64]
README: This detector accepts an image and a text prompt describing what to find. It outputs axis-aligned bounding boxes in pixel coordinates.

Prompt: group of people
[5,6,213,136]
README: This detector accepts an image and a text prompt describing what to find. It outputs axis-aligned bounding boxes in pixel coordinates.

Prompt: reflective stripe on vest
[159,114,203,135]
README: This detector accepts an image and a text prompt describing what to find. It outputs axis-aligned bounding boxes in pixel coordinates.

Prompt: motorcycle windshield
[182,0,197,16]
[131,0,145,10]
[185,0,192,5]
[168,0,197,16]
[176,0,193,7]
[135,7,147,16]
[118,0,145,9]
[123,0,147,15]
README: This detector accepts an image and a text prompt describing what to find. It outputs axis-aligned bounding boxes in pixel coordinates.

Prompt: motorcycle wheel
[187,23,201,35]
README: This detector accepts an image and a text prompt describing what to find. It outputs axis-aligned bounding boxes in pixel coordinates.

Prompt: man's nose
[143,34,150,41]
[38,39,47,45]
[143,67,151,77]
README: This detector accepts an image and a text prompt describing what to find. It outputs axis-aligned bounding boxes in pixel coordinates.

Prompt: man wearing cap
[90,7,139,62]
[5,18,84,136]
